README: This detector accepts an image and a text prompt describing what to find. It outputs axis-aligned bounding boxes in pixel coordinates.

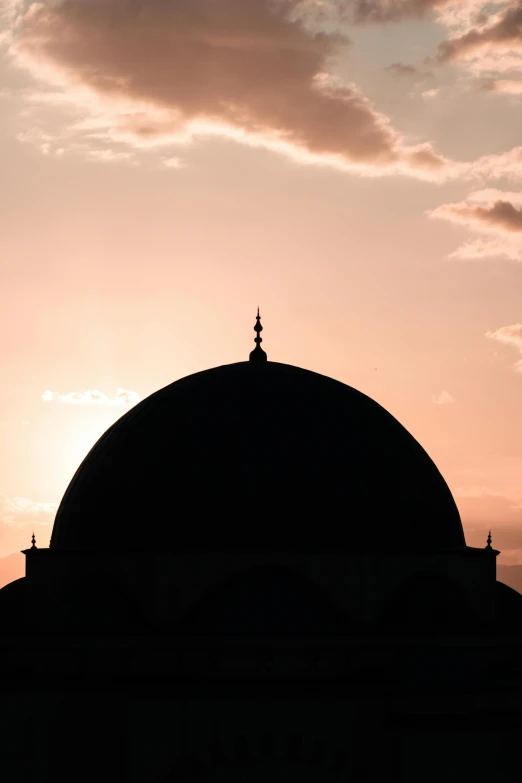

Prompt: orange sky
[1,0,522,569]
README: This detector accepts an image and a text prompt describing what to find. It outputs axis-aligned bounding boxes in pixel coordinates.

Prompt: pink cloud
[437,3,522,67]
[431,199,522,232]
[446,237,522,260]
[486,322,522,350]
[486,323,522,371]
[470,146,522,183]
[0,495,57,528]
[429,189,522,259]
[7,0,455,178]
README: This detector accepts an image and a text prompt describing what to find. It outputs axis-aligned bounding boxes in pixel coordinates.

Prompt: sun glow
[40,406,133,502]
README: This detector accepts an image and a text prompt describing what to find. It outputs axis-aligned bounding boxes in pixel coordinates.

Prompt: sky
[1,0,522,572]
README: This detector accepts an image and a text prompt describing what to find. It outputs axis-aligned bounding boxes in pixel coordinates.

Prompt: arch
[179,565,359,636]
[378,569,477,634]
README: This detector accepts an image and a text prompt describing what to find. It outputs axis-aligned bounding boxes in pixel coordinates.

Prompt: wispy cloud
[432,389,455,404]
[471,146,522,182]
[42,389,141,406]
[446,237,522,260]
[428,189,522,260]
[0,495,57,528]
[17,127,54,155]
[454,485,498,498]
[86,148,135,164]
[481,77,522,94]
[163,156,184,170]
[386,62,434,81]
[486,323,522,371]
[431,198,522,232]
[468,188,522,206]
[421,87,440,99]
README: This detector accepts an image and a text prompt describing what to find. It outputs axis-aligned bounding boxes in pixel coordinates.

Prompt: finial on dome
[249,307,267,363]
[31,531,37,549]
[486,530,492,549]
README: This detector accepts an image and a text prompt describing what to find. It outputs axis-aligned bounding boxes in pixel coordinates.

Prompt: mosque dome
[51,356,465,552]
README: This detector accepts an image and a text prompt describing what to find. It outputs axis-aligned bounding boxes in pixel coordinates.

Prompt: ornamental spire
[31,532,37,549]
[249,307,267,363]
[486,531,492,549]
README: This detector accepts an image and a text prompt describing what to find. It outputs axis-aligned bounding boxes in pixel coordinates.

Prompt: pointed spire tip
[249,307,268,363]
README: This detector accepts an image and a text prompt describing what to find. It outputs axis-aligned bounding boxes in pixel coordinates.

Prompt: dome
[0,578,27,629]
[50,361,465,552]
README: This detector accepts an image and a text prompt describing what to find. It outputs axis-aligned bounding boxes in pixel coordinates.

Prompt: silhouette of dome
[50,361,465,552]
[0,577,33,632]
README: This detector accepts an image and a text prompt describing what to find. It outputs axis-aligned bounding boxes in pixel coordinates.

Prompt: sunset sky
[1,0,522,572]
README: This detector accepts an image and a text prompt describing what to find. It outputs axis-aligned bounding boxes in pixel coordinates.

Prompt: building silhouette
[1,312,522,782]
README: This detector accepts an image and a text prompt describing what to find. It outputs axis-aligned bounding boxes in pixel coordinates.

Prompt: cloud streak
[0,495,57,528]
[486,323,522,371]
[42,389,141,406]
[429,189,522,259]
[431,199,522,232]
[386,62,434,81]
[432,390,455,404]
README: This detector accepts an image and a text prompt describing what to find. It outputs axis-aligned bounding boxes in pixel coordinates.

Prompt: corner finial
[249,307,267,363]
[486,530,492,549]
[31,532,37,549]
